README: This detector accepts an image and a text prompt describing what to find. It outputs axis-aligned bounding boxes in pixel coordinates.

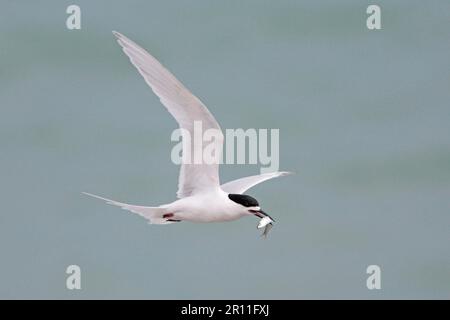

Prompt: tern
[84,31,292,237]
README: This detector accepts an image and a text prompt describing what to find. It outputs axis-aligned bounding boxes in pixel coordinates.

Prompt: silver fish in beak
[251,209,275,238]
[257,214,274,238]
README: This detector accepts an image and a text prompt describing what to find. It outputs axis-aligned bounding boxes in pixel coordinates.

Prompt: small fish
[257,216,274,238]
[257,216,272,229]
[261,223,273,238]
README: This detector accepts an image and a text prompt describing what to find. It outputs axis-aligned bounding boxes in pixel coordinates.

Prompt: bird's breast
[170,194,244,223]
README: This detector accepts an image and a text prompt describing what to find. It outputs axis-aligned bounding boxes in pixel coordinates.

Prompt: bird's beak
[256,210,275,223]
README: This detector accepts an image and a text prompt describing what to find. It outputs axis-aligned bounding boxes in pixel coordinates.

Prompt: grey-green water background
[1,1,449,299]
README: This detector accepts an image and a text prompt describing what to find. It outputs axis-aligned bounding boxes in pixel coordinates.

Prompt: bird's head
[228,193,275,237]
[227,193,275,221]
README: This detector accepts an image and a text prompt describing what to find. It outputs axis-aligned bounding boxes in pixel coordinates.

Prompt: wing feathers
[113,31,223,198]
[220,171,293,194]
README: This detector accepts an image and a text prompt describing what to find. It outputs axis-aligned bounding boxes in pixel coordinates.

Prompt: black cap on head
[228,194,259,207]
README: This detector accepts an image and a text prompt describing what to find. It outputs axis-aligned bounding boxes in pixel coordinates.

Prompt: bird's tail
[82,192,173,225]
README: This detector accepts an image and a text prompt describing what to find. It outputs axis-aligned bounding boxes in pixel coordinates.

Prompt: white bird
[84,31,292,237]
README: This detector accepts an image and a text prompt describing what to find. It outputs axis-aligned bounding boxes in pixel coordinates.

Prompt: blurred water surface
[0,1,449,298]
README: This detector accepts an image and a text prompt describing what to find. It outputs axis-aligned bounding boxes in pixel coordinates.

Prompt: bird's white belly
[166,192,245,223]
[179,208,242,222]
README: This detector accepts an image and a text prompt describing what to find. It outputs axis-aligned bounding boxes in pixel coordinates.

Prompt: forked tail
[82,192,173,225]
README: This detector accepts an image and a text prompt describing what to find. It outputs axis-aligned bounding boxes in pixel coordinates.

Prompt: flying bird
[84,31,292,237]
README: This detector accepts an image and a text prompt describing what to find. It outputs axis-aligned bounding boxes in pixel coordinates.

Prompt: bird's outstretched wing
[113,31,224,198]
[220,171,293,194]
